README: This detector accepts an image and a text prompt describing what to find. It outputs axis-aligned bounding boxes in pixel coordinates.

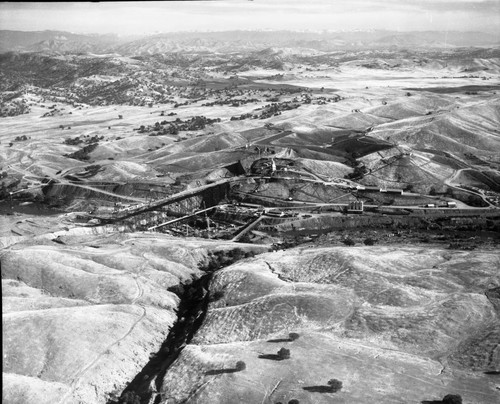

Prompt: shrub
[327,379,343,392]
[342,238,355,246]
[442,394,462,404]
[363,238,376,246]
[64,143,98,161]
[209,290,224,302]
[120,391,141,404]
[228,248,245,260]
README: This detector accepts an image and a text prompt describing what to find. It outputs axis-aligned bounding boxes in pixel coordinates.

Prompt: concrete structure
[360,186,381,192]
[380,188,404,195]
[347,200,364,213]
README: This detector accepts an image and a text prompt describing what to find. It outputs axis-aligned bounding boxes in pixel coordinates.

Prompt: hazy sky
[1,0,499,35]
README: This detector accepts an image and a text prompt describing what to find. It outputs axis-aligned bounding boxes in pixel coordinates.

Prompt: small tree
[229,248,245,261]
[343,238,355,246]
[235,360,246,371]
[277,347,290,360]
[288,332,300,341]
[327,379,343,392]
[363,238,376,246]
[120,391,141,404]
[442,394,462,404]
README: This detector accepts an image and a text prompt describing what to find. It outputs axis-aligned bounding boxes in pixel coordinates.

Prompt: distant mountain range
[1,30,499,55]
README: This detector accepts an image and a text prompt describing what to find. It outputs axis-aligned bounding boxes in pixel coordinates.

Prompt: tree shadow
[421,401,443,404]
[484,370,500,375]
[258,354,284,361]
[267,333,300,343]
[204,368,240,376]
[302,386,339,393]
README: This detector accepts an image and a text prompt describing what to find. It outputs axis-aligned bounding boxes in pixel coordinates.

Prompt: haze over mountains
[1,29,499,55]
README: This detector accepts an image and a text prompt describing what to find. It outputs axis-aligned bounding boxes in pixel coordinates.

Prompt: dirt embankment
[271,211,500,234]
[42,182,169,204]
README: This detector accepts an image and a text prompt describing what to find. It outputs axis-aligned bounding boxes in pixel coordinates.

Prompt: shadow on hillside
[258,354,284,361]
[267,333,300,343]
[204,368,240,376]
[302,386,338,393]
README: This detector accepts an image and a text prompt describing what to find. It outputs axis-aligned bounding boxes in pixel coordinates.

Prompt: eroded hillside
[1,233,267,404]
[158,246,500,403]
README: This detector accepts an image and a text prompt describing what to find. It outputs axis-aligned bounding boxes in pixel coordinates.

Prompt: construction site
[38,154,496,247]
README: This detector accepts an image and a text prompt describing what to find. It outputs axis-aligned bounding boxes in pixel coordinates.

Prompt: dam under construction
[34,157,500,247]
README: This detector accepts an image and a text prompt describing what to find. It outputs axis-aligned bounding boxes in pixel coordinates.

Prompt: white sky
[0,1,499,36]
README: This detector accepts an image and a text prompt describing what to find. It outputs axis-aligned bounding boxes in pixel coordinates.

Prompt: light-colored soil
[1,234,267,404]
[158,246,500,404]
